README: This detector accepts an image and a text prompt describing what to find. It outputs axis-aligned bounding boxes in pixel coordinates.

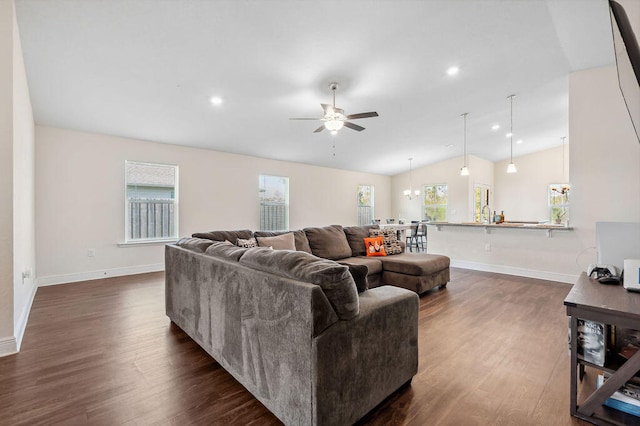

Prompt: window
[357,184,374,226]
[423,184,448,221]
[549,184,570,225]
[125,161,178,242]
[259,175,289,231]
[474,184,491,223]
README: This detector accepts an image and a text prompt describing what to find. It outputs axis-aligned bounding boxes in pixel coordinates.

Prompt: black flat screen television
[609,1,640,143]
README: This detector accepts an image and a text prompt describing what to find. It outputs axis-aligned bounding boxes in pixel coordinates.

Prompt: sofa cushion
[380,253,450,276]
[236,237,258,248]
[369,228,403,255]
[254,230,312,253]
[343,225,379,257]
[256,232,296,250]
[336,256,383,275]
[204,241,250,262]
[364,236,387,256]
[304,225,353,260]
[192,229,253,242]
[337,262,368,293]
[239,248,359,320]
[175,237,214,253]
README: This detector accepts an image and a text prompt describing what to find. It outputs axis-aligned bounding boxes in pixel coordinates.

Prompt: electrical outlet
[485,243,491,252]
[88,248,95,257]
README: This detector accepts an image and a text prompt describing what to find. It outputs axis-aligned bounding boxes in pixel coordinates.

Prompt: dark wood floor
[0,269,592,425]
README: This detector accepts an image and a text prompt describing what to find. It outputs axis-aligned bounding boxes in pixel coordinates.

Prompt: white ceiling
[15,0,614,175]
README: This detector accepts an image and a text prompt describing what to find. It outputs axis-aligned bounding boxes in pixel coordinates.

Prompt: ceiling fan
[290,83,379,134]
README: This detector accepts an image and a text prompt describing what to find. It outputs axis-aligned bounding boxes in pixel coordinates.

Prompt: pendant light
[460,113,469,176]
[403,158,420,200]
[506,94,517,173]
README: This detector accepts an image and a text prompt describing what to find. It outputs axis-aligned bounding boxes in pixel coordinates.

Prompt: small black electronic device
[586,264,621,284]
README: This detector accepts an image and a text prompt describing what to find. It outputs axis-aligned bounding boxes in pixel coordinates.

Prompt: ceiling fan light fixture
[324,119,344,132]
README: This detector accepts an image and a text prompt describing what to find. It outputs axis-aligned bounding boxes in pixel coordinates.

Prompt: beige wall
[35,126,391,284]
[0,0,15,353]
[12,0,36,349]
[0,0,37,357]
[495,144,568,222]
[569,65,640,242]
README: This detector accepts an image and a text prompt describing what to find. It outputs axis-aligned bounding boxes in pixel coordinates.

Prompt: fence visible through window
[260,202,287,231]
[358,205,372,226]
[128,200,175,240]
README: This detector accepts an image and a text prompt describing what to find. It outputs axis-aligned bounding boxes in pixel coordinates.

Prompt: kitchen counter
[427,221,573,237]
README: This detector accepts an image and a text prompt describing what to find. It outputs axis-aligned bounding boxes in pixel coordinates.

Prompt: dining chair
[405,221,422,252]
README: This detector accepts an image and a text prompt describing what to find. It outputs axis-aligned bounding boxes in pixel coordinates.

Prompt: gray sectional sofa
[165,224,450,425]
[193,224,450,294]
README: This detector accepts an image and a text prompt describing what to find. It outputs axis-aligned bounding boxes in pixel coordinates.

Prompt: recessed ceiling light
[210,96,223,106]
[505,132,513,138]
[491,124,500,131]
[516,139,524,144]
[446,66,459,76]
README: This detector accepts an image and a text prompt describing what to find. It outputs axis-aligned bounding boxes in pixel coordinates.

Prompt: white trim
[450,259,578,284]
[0,337,18,358]
[14,284,38,351]
[118,239,177,247]
[36,263,165,287]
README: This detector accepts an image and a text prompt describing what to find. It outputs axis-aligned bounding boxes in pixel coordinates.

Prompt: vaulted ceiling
[15,0,614,175]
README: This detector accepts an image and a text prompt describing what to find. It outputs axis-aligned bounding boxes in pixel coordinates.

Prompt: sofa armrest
[312,286,419,425]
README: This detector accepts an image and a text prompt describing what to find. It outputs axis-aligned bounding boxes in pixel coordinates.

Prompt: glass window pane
[125,161,178,241]
[260,175,289,231]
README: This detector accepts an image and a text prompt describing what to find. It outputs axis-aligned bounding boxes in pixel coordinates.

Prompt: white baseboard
[451,259,578,284]
[14,284,38,351]
[0,336,17,357]
[36,263,165,287]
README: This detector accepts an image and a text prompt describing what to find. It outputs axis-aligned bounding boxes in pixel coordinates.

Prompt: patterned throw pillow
[363,236,387,257]
[236,237,258,248]
[369,228,403,255]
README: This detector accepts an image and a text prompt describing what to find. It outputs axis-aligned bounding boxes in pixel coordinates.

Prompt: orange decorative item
[363,236,387,257]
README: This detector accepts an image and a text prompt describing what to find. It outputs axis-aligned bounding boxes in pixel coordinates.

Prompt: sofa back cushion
[175,237,214,253]
[240,248,359,320]
[254,230,311,252]
[343,225,379,257]
[304,225,353,260]
[192,229,253,242]
[204,241,250,262]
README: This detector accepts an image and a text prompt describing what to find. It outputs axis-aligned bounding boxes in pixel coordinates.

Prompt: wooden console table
[564,273,640,425]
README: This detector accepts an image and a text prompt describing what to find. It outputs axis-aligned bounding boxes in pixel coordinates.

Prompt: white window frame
[357,184,374,226]
[259,174,289,231]
[473,184,492,223]
[422,183,448,222]
[124,161,178,244]
[549,183,570,225]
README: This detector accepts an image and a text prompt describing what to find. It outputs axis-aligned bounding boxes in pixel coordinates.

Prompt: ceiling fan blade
[321,103,333,114]
[344,121,365,132]
[289,117,321,120]
[313,125,326,133]
[346,111,379,120]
